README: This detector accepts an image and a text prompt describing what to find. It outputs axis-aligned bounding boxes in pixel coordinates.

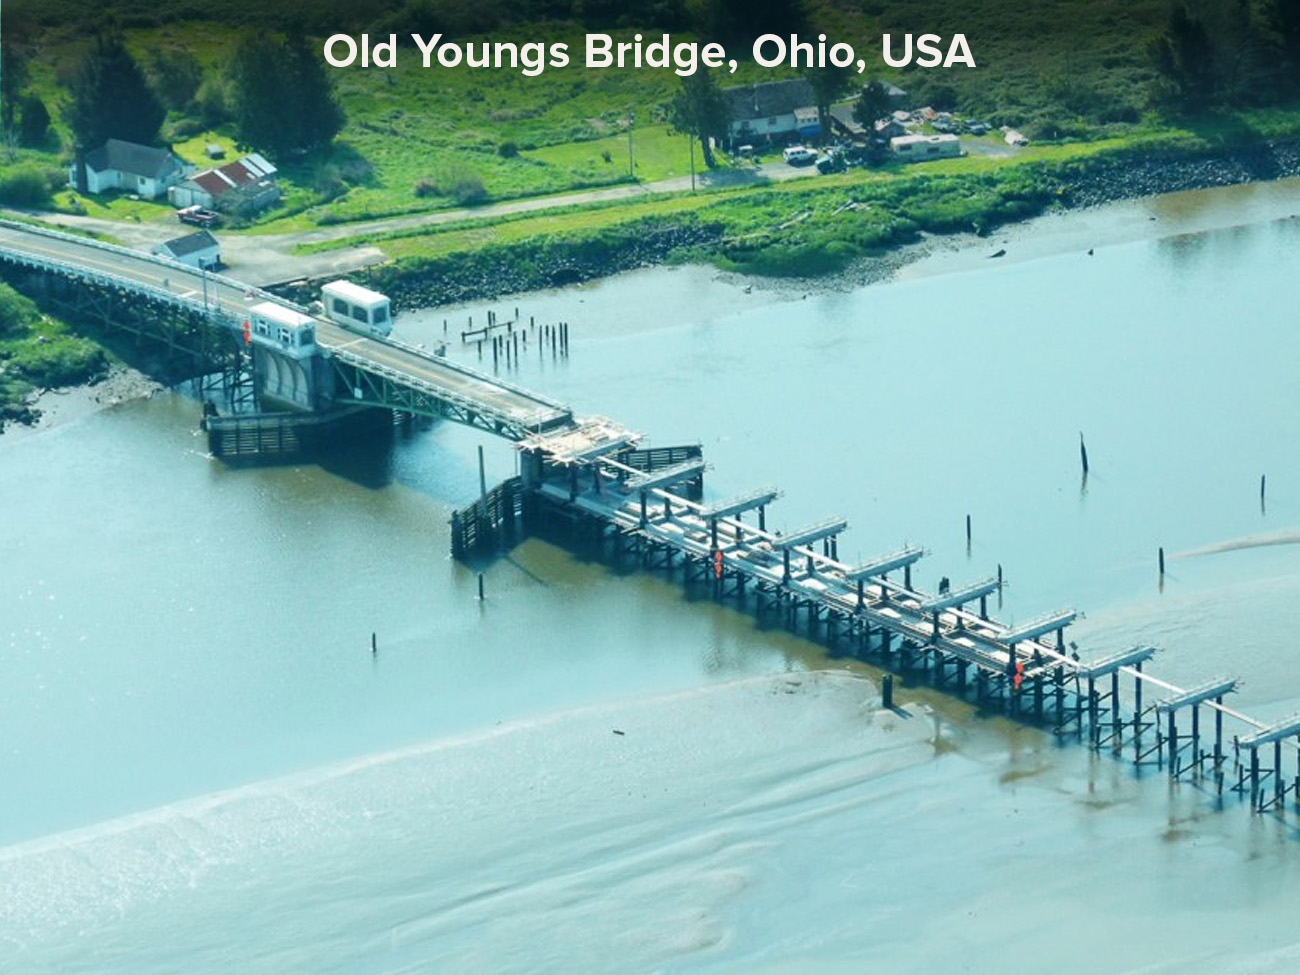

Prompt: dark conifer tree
[67,32,165,147]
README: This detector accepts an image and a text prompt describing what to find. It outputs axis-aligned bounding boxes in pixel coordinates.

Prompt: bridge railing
[0,218,297,323]
[329,345,567,437]
[359,330,571,414]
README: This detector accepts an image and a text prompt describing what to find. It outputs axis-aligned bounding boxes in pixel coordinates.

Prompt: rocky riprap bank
[272,222,726,312]
[267,138,1300,312]
[1060,137,1300,208]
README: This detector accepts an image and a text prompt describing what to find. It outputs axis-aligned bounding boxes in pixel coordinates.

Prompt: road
[19,159,825,286]
[0,220,572,433]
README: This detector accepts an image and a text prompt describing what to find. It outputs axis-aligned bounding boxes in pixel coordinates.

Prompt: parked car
[965,121,990,136]
[782,146,818,166]
[176,205,220,228]
[815,150,847,174]
[932,119,957,134]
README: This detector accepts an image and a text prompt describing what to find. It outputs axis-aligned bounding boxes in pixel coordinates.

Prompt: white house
[69,139,190,200]
[152,229,220,269]
[168,153,281,214]
[724,79,822,145]
[890,133,962,161]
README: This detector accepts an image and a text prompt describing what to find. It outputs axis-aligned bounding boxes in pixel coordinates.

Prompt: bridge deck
[0,220,573,437]
[539,473,1067,681]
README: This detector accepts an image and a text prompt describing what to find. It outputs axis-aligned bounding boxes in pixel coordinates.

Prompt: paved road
[17,160,824,286]
[0,220,571,433]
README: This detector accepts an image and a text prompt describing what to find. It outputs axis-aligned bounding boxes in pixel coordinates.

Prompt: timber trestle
[2,220,1296,831]
[455,419,1300,829]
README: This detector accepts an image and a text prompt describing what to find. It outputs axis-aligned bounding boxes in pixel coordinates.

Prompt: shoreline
[321,136,1300,311]
[5,164,1299,441]
[0,364,163,443]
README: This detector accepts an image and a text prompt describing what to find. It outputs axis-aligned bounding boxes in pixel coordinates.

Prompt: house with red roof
[168,153,281,215]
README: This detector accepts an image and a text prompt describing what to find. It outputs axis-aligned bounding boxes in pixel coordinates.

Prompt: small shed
[874,118,908,141]
[152,229,220,269]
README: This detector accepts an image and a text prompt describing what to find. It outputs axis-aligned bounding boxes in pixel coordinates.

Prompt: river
[2,180,1300,973]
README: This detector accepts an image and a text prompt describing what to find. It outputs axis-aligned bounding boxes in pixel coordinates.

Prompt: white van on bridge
[320,280,393,338]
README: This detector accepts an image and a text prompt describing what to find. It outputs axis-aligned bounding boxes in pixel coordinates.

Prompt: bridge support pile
[463,422,1300,826]
[204,405,393,460]
[450,476,527,559]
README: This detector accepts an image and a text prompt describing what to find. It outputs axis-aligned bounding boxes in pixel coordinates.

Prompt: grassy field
[2,0,1191,226]
[4,0,1300,270]
[0,281,108,427]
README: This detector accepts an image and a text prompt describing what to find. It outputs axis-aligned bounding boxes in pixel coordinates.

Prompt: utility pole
[689,132,696,192]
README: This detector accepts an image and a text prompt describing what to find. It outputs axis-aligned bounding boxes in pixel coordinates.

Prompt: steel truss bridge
[3,217,1298,822]
[0,219,572,440]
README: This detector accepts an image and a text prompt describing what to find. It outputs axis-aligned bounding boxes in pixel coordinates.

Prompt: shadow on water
[314,425,399,490]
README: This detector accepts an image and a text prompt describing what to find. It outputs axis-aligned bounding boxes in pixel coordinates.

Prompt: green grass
[7,0,1300,269]
[0,282,108,425]
[0,0,1179,231]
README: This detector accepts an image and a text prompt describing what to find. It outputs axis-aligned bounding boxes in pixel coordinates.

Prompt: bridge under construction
[2,219,1297,826]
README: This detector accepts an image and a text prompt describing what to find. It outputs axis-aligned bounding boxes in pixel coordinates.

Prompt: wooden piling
[1079,432,1090,475]
[1159,546,1165,576]
[477,573,485,600]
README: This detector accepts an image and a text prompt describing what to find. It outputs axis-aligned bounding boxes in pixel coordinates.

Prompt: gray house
[69,140,190,200]
[152,229,220,269]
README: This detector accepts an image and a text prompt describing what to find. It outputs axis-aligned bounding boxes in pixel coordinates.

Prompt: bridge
[2,218,1297,823]
[0,220,573,440]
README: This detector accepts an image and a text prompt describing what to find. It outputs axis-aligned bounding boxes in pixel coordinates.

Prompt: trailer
[320,280,392,338]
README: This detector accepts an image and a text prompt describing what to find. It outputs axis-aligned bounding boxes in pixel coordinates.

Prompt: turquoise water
[3,184,1300,972]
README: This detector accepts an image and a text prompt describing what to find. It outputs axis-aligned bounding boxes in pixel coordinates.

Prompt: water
[3,182,1300,972]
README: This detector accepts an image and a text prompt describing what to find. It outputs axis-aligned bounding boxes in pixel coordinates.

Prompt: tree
[145,49,204,112]
[284,35,345,151]
[693,0,806,44]
[227,35,287,154]
[67,31,165,147]
[1,39,30,135]
[0,282,40,338]
[803,62,853,140]
[227,33,344,158]
[666,66,730,168]
[1148,4,1218,113]
[1265,0,1300,75]
[852,79,893,131]
[18,94,50,147]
